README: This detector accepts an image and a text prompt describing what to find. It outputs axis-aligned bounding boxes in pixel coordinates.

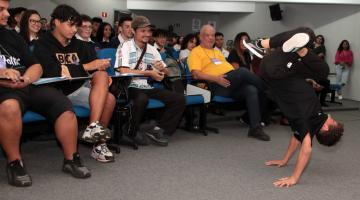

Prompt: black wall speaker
[269,4,282,21]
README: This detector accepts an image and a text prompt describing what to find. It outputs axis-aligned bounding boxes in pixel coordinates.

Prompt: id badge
[0,56,6,69]
[211,58,222,65]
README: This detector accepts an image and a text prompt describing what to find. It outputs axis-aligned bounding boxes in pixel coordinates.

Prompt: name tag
[211,58,222,65]
[0,56,6,69]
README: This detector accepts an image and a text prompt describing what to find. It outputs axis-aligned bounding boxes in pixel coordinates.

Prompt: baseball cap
[132,16,151,30]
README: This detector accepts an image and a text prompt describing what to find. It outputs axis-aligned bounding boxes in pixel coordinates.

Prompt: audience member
[310,34,330,106]
[110,16,132,48]
[214,32,229,58]
[96,22,114,49]
[0,0,90,187]
[188,25,270,141]
[19,10,41,47]
[91,17,102,41]
[33,4,116,163]
[335,39,353,100]
[179,33,197,63]
[227,32,252,70]
[76,14,100,53]
[7,6,26,32]
[115,16,186,146]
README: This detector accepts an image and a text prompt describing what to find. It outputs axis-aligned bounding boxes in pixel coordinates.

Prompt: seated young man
[188,25,270,141]
[114,16,186,146]
[0,0,90,187]
[33,5,116,163]
[243,27,344,187]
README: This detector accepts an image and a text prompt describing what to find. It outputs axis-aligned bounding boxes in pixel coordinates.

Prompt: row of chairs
[23,48,223,151]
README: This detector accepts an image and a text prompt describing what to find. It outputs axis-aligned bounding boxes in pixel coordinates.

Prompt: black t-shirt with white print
[0,27,38,75]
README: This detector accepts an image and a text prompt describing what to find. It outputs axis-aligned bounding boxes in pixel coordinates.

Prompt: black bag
[109,45,147,98]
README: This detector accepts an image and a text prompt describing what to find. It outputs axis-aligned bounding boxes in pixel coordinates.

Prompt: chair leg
[109,106,138,151]
[199,105,219,135]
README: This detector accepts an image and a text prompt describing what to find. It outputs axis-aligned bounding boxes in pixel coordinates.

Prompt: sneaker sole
[91,152,115,163]
[248,134,271,141]
[242,39,264,59]
[145,133,168,147]
[62,167,91,179]
[282,33,309,53]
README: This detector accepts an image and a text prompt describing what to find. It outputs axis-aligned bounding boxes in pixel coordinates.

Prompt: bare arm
[118,67,164,82]
[273,133,312,188]
[0,64,42,89]
[266,135,299,167]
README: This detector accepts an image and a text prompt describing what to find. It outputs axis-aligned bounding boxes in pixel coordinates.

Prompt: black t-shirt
[0,27,38,75]
[33,32,96,94]
[260,48,329,142]
[227,49,251,70]
[310,44,326,56]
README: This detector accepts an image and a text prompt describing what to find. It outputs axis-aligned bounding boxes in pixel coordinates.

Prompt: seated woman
[19,9,41,48]
[227,32,252,70]
[179,33,197,63]
[96,22,114,49]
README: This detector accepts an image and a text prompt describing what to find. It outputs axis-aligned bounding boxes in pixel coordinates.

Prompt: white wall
[218,3,360,100]
[10,0,57,20]
[51,0,127,24]
[11,0,127,23]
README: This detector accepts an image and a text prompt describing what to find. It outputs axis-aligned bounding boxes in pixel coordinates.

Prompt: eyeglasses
[29,19,41,25]
[80,25,93,30]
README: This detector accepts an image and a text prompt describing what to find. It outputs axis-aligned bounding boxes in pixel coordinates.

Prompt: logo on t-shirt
[55,53,80,65]
[0,54,21,69]
[287,62,293,68]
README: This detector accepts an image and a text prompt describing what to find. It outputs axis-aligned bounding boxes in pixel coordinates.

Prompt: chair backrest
[97,48,117,76]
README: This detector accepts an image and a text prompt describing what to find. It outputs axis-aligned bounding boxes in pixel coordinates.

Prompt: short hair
[50,4,81,29]
[153,29,168,38]
[316,123,344,146]
[92,17,102,24]
[80,14,92,24]
[12,7,27,16]
[215,32,224,37]
[119,16,132,26]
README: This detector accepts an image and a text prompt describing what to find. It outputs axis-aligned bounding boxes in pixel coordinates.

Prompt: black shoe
[243,39,266,58]
[321,102,329,107]
[248,127,270,141]
[7,159,32,187]
[282,33,309,53]
[144,127,168,147]
[63,152,91,178]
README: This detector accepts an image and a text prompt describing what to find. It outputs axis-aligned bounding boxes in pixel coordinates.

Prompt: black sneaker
[144,127,168,147]
[7,159,32,187]
[62,152,91,178]
[248,127,270,141]
[282,33,310,53]
[243,39,266,58]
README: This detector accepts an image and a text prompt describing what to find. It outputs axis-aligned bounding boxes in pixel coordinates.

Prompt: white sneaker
[282,33,310,53]
[338,95,343,100]
[91,143,114,163]
[81,121,111,143]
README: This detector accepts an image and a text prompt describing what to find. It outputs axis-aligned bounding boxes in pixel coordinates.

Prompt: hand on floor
[273,176,298,188]
[265,159,287,167]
